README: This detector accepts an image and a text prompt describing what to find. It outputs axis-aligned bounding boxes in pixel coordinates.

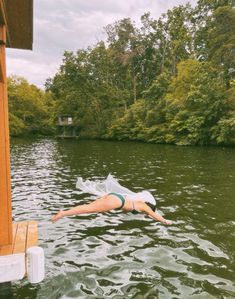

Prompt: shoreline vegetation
[9,1,235,146]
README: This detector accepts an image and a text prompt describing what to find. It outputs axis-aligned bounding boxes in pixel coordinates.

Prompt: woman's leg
[52,194,122,222]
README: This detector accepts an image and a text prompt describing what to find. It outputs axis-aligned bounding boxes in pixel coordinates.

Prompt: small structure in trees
[57,115,78,138]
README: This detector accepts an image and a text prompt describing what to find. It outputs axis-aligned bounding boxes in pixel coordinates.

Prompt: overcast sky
[6,0,197,89]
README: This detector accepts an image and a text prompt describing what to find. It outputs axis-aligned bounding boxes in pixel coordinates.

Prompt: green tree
[206,6,235,87]
[46,2,234,146]
[211,84,235,145]
[105,18,144,104]
[8,75,54,136]
[166,60,230,145]
[165,4,195,75]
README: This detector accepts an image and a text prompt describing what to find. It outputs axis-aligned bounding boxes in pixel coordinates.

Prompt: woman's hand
[52,210,64,223]
[163,219,172,225]
[141,203,172,225]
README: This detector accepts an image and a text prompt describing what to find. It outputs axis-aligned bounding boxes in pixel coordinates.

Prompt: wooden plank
[0,221,38,256]
[0,1,11,47]
[26,221,38,249]
[0,23,6,83]
[0,24,12,246]
[2,24,12,245]
[0,222,17,256]
[5,0,33,50]
[0,0,4,24]
[13,222,27,254]
[0,56,4,82]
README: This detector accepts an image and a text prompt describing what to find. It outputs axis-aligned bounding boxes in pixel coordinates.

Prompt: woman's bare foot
[52,210,64,223]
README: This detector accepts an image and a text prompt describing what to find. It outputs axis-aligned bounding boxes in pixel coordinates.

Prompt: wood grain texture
[0,25,12,246]
[26,221,38,248]
[13,222,28,254]
[0,221,38,256]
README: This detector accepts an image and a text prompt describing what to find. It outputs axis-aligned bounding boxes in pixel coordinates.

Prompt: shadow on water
[0,282,13,299]
[7,138,235,298]
[0,281,39,299]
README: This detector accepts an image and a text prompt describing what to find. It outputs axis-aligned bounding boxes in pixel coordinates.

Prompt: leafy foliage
[8,76,55,136]
[9,1,235,146]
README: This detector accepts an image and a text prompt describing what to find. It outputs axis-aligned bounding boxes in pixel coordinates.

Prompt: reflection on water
[7,138,235,298]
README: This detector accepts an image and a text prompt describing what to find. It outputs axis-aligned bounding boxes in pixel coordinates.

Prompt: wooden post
[0,25,12,246]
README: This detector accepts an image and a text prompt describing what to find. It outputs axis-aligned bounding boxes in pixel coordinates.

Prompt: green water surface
[4,138,235,298]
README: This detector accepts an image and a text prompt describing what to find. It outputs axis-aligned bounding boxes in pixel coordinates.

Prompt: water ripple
[8,138,235,299]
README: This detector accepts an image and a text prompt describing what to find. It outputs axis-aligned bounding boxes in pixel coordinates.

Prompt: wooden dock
[0,1,44,284]
[56,135,79,139]
[0,221,38,256]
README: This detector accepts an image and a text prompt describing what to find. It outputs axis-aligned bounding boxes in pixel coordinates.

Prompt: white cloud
[6,0,197,88]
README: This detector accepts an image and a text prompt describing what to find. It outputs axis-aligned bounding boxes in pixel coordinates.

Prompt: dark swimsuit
[108,192,139,214]
[108,192,125,209]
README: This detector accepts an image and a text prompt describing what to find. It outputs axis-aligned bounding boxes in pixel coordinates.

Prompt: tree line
[8,0,235,145]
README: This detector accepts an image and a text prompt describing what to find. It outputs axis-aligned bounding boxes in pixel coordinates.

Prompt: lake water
[4,138,235,298]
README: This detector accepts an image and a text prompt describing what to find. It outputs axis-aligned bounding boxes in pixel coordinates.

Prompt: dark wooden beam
[2,0,33,50]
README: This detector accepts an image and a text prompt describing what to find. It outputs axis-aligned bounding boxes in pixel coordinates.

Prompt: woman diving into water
[52,174,172,225]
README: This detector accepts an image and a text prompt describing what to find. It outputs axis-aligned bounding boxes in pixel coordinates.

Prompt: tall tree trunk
[160,39,168,74]
[133,74,137,103]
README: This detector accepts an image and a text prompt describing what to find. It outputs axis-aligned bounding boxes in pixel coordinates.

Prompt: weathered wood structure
[0,221,38,256]
[57,115,78,138]
[0,0,34,248]
[0,1,41,283]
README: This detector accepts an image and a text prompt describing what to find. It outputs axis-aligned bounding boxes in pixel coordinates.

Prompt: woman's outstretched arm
[140,203,172,225]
